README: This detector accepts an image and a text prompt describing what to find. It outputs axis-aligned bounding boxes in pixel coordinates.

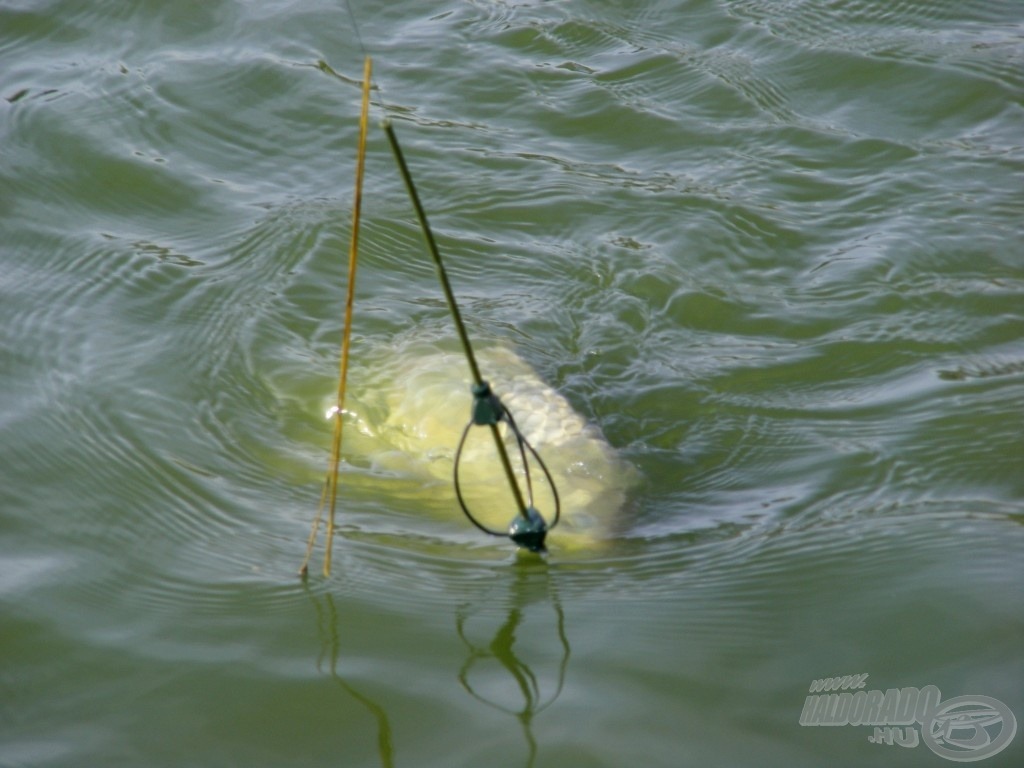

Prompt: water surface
[2,1,1022,766]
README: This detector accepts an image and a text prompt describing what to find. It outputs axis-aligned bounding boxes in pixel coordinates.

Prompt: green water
[2,1,1022,766]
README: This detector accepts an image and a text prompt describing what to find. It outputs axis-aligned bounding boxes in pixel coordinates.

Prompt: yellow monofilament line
[300,55,372,578]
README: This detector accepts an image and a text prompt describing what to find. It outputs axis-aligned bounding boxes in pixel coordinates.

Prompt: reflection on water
[309,559,569,768]
[310,590,396,768]
[455,561,570,768]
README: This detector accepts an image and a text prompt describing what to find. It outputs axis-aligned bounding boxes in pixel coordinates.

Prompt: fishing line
[342,0,387,114]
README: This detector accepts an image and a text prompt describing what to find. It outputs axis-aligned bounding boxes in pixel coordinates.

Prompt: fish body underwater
[313,339,639,552]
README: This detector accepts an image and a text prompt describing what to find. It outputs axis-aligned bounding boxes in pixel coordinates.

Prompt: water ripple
[3,4,1023,761]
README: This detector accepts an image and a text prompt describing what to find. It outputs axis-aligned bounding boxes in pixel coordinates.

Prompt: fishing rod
[303,10,562,571]
[383,119,560,552]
